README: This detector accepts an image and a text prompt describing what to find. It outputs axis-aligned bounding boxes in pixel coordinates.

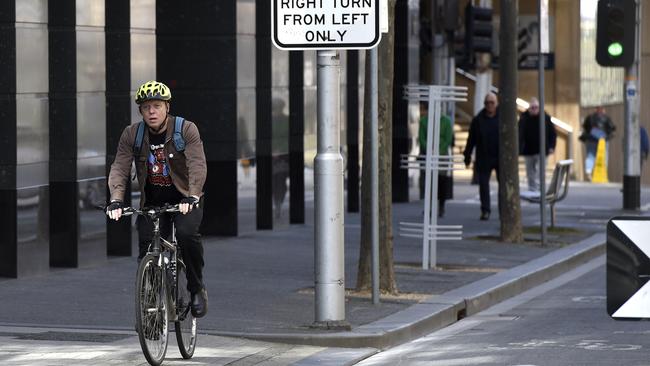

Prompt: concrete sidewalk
[0,179,647,365]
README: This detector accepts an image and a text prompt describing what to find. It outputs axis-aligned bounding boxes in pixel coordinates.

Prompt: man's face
[529,103,540,116]
[484,96,498,115]
[139,100,168,131]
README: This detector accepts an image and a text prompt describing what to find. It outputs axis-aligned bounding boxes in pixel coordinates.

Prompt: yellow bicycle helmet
[135,80,172,104]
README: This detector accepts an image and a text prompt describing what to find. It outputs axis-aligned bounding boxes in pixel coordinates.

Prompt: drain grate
[0,331,131,343]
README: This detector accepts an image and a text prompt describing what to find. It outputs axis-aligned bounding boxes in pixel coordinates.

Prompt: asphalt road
[355,256,650,366]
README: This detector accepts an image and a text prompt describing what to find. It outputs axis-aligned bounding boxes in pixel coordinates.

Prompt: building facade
[0,0,364,277]
[3,0,649,277]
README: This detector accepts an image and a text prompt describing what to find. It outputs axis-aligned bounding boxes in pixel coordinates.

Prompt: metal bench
[520,159,573,227]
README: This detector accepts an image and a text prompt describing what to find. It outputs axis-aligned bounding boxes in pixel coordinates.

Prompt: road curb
[207,233,605,349]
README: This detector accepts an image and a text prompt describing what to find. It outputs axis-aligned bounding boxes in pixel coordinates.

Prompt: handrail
[455,68,574,134]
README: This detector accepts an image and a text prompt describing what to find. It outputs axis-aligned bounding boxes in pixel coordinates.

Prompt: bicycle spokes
[142,266,166,338]
[137,258,169,365]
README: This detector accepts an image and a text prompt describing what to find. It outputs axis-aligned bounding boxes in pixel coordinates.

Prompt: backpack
[132,116,186,157]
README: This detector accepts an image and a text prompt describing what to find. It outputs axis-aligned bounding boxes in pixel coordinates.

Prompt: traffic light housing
[465,3,493,67]
[454,30,468,68]
[596,0,635,67]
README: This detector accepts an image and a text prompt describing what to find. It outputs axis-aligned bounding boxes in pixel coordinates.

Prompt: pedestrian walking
[579,106,615,181]
[418,103,453,217]
[271,98,290,218]
[518,98,557,192]
[463,92,500,221]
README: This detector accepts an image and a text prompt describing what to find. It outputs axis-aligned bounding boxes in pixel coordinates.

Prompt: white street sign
[608,219,650,319]
[612,280,650,318]
[272,0,381,50]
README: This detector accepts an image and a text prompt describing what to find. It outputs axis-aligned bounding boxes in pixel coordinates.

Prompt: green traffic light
[608,42,623,57]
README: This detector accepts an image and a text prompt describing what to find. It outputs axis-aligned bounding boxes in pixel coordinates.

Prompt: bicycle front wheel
[175,259,197,359]
[136,254,169,366]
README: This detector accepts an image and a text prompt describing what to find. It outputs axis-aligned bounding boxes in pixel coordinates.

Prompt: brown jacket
[108,115,207,206]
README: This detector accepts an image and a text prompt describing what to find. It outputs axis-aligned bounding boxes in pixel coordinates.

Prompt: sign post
[273,0,380,328]
[401,85,467,269]
[538,0,548,246]
[623,0,641,210]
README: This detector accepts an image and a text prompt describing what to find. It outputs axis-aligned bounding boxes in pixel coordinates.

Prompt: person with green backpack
[418,103,453,217]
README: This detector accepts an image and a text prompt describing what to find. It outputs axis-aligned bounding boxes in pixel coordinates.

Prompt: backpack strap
[132,121,145,157]
[133,117,185,155]
[173,116,186,152]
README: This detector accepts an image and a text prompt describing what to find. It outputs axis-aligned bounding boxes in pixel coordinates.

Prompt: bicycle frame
[123,205,187,322]
[112,202,198,365]
[149,212,183,323]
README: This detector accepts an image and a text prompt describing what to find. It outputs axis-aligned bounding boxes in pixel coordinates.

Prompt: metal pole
[623,0,641,211]
[448,52,456,125]
[430,91,441,267]
[474,0,493,115]
[538,0,547,245]
[431,0,438,84]
[370,47,380,305]
[448,44,456,223]
[422,91,434,269]
[314,50,346,326]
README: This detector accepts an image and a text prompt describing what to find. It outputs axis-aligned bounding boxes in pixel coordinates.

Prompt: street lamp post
[314,50,348,328]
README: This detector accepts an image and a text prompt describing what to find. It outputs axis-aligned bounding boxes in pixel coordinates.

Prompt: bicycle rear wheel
[136,254,169,366]
[175,259,197,359]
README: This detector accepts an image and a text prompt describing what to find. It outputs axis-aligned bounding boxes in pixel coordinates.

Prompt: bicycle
[118,203,198,366]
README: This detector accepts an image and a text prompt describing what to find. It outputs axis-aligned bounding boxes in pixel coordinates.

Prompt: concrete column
[346,50,360,213]
[290,51,306,223]
[157,0,239,236]
[105,0,132,256]
[392,0,410,202]
[256,0,273,230]
[0,0,51,277]
[50,0,108,268]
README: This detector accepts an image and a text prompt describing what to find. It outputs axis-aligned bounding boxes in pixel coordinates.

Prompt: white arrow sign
[611,220,650,318]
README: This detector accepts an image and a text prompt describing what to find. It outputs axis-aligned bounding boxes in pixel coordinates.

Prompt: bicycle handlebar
[98,202,199,218]
[121,204,181,217]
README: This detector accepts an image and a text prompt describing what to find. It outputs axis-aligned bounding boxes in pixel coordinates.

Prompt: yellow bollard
[591,138,609,183]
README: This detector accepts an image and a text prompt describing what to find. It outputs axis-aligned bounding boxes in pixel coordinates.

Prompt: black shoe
[480,211,490,221]
[191,289,209,318]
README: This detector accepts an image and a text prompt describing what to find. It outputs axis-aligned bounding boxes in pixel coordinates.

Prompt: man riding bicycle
[106,80,208,318]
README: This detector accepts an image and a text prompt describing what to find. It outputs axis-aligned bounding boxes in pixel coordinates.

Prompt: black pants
[137,207,205,294]
[477,162,499,214]
[419,171,453,207]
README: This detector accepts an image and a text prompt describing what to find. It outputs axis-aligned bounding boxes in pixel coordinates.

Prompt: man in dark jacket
[106,80,209,318]
[518,98,557,192]
[580,106,615,180]
[464,93,500,220]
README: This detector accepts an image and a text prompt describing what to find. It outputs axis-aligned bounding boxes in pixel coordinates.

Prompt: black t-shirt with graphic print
[144,131,183,206]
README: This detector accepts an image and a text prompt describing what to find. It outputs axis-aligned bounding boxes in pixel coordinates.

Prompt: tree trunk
[356,0,398,294]
[498,0,523,243]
